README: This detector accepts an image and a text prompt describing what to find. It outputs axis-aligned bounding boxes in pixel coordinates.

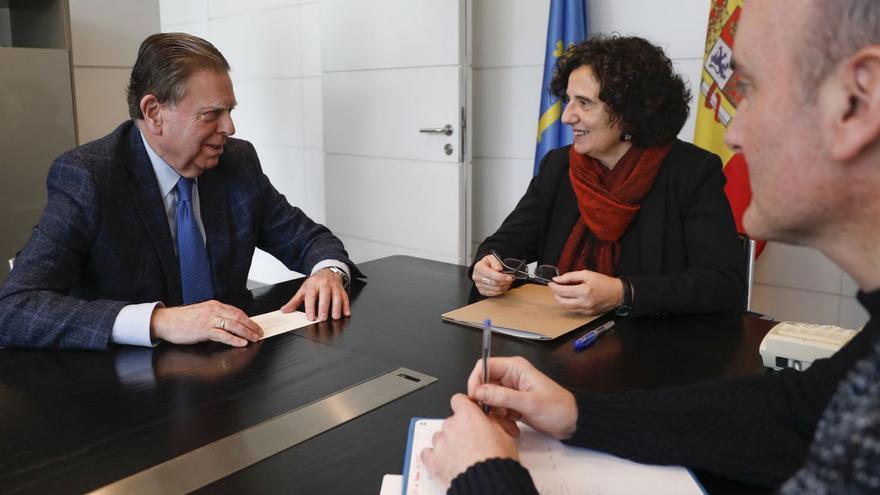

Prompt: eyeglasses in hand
[489,250,559,285]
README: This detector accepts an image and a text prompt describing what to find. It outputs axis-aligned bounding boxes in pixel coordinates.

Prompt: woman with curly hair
[471,35,745,317]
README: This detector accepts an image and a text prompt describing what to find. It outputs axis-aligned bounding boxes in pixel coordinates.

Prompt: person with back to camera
[472,35,744,318]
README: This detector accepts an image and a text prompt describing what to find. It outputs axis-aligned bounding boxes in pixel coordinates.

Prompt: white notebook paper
[250,310,315,340]
[402,418,706,495]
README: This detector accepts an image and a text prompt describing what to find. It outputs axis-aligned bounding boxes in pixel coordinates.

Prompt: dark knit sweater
[450,290,880,494]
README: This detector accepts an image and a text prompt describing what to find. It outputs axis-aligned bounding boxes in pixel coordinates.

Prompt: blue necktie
[176,177,214,304]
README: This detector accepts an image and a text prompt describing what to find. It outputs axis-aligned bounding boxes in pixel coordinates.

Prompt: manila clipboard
[441,284,601,340]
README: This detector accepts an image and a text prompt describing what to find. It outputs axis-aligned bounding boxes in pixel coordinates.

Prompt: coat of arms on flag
[701,3,742,126]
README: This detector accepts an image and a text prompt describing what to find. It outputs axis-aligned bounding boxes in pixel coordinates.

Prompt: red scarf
[557,143,672,276]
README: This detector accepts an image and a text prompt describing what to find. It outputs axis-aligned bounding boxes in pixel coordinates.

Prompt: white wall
[160,0,324,285]
[751,245,868,328]
[472,0,867,328]
[69,0,160,144]
[471,0,548,257]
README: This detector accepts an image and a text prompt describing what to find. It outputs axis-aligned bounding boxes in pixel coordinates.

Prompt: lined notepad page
[404,419,705,495]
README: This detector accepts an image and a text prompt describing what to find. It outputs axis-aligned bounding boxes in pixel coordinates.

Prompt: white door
[321,0,471,265]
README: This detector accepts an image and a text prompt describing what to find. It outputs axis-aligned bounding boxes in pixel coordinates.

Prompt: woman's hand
[548,270,624,315]
[472,254,515,297]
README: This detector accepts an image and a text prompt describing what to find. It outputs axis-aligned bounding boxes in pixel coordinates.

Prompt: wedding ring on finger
[218,318,227,331]
[481,276,491,285]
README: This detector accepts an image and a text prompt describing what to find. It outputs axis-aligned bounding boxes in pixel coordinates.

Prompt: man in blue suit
[0,33,359,350]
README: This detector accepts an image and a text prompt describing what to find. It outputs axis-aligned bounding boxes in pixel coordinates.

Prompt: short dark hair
[126,33,230,120]
[549,35,691,148]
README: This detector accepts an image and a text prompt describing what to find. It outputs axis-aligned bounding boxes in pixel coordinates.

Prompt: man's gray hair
[126,33,230,120]
[802,0,880,92]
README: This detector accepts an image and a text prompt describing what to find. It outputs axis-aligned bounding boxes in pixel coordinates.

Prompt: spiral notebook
[401,418,706,495]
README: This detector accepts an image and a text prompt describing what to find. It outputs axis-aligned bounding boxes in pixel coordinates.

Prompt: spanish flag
[694,0,763,254]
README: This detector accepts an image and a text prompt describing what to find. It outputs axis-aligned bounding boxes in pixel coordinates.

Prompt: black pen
[482,318,492,413]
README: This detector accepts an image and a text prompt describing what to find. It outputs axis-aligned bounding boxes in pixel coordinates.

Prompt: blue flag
[534,0,587,175]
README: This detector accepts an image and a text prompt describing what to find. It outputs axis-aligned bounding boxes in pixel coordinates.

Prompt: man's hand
[467,356,578,440]
[421,394,520,488]
[472,254,515,297]
[281,268,350,321]
[150,300,263,347]
[548,270,624,315]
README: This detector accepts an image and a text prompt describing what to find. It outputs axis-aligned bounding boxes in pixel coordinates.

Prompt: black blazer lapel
[543,171,580,266]
[635,162,668,276]
[197,165,232,297]
[124,129,183,305]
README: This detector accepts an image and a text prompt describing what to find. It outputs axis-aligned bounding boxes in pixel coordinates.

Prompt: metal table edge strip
[88,367,437,495]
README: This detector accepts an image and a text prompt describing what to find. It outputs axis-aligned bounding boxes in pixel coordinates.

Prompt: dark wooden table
[0,255,774,494]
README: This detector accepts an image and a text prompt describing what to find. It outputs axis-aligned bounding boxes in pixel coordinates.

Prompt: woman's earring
[622,133,632,142]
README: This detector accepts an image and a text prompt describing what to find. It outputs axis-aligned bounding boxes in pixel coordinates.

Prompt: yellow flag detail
[536,101,561,143]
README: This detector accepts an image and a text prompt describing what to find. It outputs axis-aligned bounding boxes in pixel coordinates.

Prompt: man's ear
[140,94,163,135]
[830,46,880,162]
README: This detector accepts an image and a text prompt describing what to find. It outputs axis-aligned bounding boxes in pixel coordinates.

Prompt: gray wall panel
[0,47,76,279]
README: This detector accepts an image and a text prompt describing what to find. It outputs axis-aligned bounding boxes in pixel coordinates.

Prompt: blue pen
[574,320,615,351]
[481,318,492,413]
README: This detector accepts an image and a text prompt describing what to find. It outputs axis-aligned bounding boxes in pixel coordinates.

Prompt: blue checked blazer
[0,120,360,350]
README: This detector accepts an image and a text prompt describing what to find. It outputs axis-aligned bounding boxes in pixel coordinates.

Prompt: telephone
[760,321,859,371]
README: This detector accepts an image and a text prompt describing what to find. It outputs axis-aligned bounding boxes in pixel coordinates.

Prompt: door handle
[419,124,453,136]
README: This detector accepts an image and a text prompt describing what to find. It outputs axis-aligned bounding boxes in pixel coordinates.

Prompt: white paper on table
[379,474,403,495]
[403,419,706,495]
[251,310,315,340]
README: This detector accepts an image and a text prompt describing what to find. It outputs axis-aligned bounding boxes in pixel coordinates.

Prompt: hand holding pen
[573,320,615,351]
